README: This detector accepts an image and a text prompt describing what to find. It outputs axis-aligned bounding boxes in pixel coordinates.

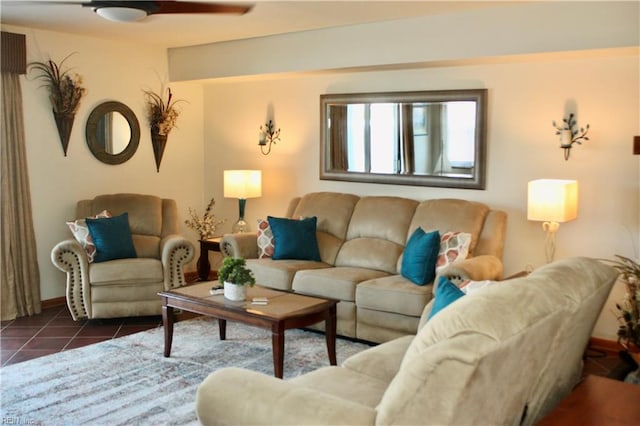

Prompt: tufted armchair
[51,193,195,321]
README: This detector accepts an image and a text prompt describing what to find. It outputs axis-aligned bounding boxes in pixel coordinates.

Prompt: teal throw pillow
[267,216,321,261]
[86,212,137,263]
[401,227,441,285]
[427,276,466,320]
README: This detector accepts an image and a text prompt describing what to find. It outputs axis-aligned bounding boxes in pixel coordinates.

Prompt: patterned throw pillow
[257,218,274,259]
[66,210,111,263]
[436,231,472,271]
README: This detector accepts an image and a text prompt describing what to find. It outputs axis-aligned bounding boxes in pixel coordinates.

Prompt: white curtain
[1,71,42,320]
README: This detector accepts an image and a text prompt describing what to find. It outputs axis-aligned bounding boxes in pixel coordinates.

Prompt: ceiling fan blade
[152,1,253,15]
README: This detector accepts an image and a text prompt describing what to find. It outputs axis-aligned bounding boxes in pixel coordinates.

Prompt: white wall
[2,25,205,301]
[201,53,639,341]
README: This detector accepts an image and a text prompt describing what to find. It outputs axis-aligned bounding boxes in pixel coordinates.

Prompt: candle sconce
[258,120,281,155]
[552,113,589,161]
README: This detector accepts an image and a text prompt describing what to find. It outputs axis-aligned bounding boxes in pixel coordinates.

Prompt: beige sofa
[51,193,195,320]
[221,192,506,343]
[196,257,618,426]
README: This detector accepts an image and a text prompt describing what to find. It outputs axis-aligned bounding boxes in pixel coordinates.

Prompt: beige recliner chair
[51,193,195,321]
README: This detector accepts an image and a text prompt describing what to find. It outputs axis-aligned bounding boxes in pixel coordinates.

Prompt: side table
[537,374,640,425]
[197,237,222,281]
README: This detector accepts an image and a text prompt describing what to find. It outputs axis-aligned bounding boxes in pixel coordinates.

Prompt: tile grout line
[4,307,64,365]
[60,319,88,351]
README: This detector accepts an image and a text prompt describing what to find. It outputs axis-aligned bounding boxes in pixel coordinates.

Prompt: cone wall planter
[53,111,75,156]
[151,131,168,172]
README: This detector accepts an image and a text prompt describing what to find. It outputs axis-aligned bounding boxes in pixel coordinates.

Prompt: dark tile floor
[0,305,631,378]
[0,305,198,367]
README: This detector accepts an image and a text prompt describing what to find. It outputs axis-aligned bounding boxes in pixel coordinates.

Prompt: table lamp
[527,179,578,263]
[224,170,262,233]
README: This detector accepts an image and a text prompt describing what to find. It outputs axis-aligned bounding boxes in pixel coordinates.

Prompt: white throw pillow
[436,231,472,271]
[66,210,111,263]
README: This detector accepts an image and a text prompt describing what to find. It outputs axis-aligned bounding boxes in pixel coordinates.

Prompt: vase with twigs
[184,197,226,240]
[143,84,185,172]
[28,53,86,156]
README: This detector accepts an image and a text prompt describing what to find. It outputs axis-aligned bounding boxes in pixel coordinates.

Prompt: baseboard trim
[42,296,66,309]
[589,337,621,354]
[184,271,200,283]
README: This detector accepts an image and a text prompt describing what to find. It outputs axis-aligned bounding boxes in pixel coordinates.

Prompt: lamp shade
[527,179,578,223]
[224,170,262,199]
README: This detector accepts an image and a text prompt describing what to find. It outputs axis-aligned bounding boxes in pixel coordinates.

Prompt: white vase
[224,281,246,301]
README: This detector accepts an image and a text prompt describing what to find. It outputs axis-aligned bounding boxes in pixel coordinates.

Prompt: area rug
[0,317,371,425]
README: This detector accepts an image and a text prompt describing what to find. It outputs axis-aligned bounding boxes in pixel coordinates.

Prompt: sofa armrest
[437,254,504,283]
[196,368,377,425]
[51,239,90,321]
[342,335,414,384]
[220,232,259,258]
[161,234,195,290]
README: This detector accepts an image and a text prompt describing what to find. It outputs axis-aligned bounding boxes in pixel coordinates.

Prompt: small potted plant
[218,257,256,301]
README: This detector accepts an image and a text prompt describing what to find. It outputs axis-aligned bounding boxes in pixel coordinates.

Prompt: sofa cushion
[89,258,163,285]
[86,213,137,263]
[268,216,321,261]
[355,275,432,317]
[409,199,489,256]
[336,196,418,274]
[83,193,164,237]
[401,227,440,285]
[131,234,161,259]
[289,366,388,409]
[342,335,414,384]
[246,258,329,291]
[293,267,389,302]
[291,192,360,265]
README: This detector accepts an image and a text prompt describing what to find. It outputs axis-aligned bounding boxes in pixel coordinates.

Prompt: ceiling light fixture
[95,7,148,22]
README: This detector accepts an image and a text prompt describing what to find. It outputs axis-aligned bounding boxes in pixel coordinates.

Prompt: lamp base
[542,221,559,263]
[232,218,249,233]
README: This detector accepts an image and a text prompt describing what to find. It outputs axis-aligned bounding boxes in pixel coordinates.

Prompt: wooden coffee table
[158,282,338,378]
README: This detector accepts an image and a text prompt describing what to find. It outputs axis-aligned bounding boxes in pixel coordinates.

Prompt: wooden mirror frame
[86,101,140,165]
[319,89,487,189]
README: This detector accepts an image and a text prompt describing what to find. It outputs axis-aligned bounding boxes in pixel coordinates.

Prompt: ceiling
[0,1,513,49]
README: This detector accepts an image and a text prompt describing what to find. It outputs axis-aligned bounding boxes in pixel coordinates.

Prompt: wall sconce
[258,120,281,155]
[552,113,589,161]
[527,179,579,263]
[223,170,262,233]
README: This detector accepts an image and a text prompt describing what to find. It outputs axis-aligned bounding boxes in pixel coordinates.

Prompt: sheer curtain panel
[1,31,42,320]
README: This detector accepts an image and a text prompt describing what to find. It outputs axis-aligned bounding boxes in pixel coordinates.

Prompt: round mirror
[86,101,140,165]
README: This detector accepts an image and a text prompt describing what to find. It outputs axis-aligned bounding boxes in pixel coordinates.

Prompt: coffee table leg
[272,322,285,379]
[326,304,337,366]
[218,318,226,340]
[162,302,174,357]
